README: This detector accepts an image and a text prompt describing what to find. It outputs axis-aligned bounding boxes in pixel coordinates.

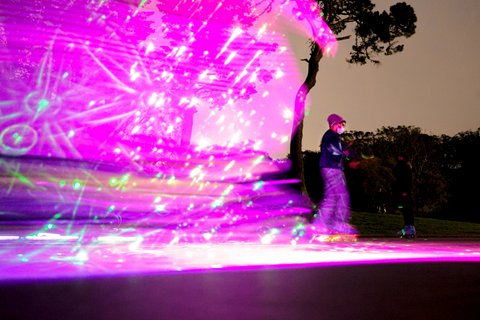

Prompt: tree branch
[336,35,351,41]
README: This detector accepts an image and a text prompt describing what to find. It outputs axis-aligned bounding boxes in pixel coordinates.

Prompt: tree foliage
[322,0,417,64]
[439,129,480,222]
[304,126,480,222]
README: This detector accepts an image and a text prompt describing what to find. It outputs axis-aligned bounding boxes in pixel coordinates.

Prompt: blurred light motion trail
[0,1,479,285]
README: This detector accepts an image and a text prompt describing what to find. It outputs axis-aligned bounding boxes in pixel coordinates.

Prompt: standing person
[393,154,416,238]
[312,113,357,236]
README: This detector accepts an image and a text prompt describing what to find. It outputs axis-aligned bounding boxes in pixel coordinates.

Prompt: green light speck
[38,99,49,112]
[72,180,84,190]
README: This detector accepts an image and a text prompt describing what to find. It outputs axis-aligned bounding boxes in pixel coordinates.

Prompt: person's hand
[348,160,361,169]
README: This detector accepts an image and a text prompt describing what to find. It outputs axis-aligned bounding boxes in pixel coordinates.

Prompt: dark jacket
[319,129,345,169]
[393,159,413,195]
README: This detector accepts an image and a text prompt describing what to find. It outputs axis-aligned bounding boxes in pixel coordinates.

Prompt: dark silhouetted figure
[393,154,416,238]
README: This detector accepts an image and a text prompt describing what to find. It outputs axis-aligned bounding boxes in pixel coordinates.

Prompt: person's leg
[314,168,337,232]
[335,171,350,224]
[395,192,416,238]
[402,194,416,237]
[403,194,414,225]
[330,170,357,234]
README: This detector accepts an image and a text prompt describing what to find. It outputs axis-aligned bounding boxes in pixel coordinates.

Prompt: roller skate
[310,223,358,243]
[328,223,358,242]
[397,225,416,239]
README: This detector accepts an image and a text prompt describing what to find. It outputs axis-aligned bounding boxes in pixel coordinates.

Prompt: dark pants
[395,192,414,226]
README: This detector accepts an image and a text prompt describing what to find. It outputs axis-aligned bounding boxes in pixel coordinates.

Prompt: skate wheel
[311,234,358,243]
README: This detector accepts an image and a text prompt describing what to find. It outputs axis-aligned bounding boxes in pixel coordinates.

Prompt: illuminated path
[0,228,479,320]
[1,230,480,279]
[0,225,480,280]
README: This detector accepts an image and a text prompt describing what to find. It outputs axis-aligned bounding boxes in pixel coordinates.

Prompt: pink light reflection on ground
[1,222,480,282]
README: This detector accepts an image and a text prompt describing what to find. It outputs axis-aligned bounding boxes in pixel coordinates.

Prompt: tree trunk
[289,42,323,196]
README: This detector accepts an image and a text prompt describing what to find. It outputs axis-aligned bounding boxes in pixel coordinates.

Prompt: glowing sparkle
[72,180,84,191]
[37,99,49,112]
[75,250,89,263]
[253,181,264,191]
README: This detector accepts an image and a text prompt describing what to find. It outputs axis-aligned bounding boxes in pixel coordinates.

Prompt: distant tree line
[302,126,480,223]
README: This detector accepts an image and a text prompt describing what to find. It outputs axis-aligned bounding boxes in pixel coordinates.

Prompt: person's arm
[342,141,361,169]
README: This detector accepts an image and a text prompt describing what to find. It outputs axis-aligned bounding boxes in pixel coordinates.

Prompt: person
[312,113,357,235]
[393,154,416,238]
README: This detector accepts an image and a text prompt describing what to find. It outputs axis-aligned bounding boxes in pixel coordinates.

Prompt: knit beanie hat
[327,113,346,127]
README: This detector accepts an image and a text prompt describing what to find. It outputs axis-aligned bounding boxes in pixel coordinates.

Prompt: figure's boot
[404,225,416,239]
[397,225,416,239]
[332,222,358,235]
[310,220,332,235]
[310,209,334,234]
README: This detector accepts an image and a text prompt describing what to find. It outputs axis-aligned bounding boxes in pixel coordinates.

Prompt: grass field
[351,211,480,238]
